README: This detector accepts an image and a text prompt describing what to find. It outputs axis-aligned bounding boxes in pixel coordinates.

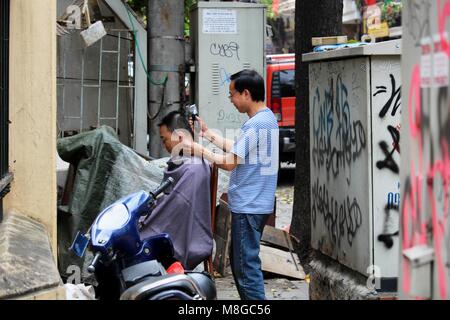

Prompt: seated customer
[139,111,213,270]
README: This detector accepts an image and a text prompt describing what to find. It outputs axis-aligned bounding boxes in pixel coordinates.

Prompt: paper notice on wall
[433,34,449,87]
[421,53,431,87]
[434,51,449,87]
[420,39,432,88]
[203,9,237,34]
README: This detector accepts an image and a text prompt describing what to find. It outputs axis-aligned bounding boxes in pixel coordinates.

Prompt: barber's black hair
[158,110,194,138]
[230,69,265,102]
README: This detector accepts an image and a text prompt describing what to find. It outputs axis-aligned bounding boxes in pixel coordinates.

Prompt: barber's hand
[179,136,194,156]
[188,118,195,133]
[195,116,208,137]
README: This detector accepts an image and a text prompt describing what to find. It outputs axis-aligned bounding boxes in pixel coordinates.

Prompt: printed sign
[433,34,449,87]
[368,21,390,38]
[203,9,237,34]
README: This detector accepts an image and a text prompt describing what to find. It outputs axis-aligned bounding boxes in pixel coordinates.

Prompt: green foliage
[184,0,197,37]
[126,0,147,19]
[380,1,402,27]
[260,0,274,20]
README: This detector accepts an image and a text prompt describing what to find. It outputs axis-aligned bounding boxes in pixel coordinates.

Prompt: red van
[266,53,296,164]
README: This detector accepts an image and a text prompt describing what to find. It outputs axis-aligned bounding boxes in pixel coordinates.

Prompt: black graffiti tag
[312,75,367,184]
[378,203,399,249]
[377,183,400,249]
[312,179,363,247]
[210,42,240,60]
[376,125,400,174]
[374,74,401,118]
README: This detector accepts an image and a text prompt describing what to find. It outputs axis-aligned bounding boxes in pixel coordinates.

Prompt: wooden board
[311,35,347,46]
[260,245,306,280]
[213,198,232,276]
[261,225,292,250]
[213,234,230,275]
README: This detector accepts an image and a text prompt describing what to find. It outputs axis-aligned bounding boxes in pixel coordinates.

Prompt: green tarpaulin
[57,126,167,283]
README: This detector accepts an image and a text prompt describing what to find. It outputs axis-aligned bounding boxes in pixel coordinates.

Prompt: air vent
[212,63,220,95]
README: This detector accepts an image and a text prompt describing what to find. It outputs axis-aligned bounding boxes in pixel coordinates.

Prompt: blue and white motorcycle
[70,177,216,300]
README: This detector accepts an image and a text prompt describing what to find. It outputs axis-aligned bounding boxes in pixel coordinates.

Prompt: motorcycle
[70,177,217,300]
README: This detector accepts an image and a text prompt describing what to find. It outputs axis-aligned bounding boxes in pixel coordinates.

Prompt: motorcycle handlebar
[150,177,175,200]
[87,252,102,273]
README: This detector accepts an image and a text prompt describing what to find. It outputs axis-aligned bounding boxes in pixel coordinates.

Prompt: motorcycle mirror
[70,231,90,258]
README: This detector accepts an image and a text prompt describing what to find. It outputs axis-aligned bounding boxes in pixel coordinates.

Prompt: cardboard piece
[260,245,306,280]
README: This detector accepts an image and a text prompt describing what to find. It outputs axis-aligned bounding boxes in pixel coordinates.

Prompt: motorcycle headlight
[97,204,130,230]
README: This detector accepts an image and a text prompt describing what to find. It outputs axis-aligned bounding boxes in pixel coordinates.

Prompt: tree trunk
[292,0,343,272]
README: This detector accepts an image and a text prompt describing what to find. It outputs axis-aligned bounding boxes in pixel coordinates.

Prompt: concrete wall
[5,0,57,254]
[400,0,450,300]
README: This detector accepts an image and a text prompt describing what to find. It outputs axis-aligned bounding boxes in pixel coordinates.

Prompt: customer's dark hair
[230,69,265,102]
[158,110,194,138]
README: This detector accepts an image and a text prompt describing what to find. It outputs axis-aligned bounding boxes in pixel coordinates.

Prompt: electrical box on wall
[303,40,402,292]
[190,2,266,137]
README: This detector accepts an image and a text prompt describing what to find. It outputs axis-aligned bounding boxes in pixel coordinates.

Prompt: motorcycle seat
[122,260,166,287]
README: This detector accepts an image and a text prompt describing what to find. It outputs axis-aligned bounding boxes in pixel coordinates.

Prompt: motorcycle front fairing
[90,191,174,267]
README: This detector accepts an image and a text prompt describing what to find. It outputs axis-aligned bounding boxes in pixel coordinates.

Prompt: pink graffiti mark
[427,139,450,299]
[402,161,427,295]
[401,168,413,294]
[404,64,449,299]
[438,0,450,57]
[408,65,424,205]
[403,64,422,295]
[402,64,428,297]
[437,5,450,297]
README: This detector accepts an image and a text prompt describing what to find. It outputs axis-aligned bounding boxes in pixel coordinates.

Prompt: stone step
[0,212,64,299]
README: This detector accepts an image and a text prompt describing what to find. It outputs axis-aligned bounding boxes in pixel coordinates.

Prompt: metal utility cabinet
[303,40,402,291]
[190,2,266,136]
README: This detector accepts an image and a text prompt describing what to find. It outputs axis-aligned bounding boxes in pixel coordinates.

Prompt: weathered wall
[400,0,450,300]
[5,0,57,254]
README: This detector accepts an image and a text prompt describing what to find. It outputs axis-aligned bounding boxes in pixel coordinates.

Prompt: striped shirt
[228,107,279,214]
